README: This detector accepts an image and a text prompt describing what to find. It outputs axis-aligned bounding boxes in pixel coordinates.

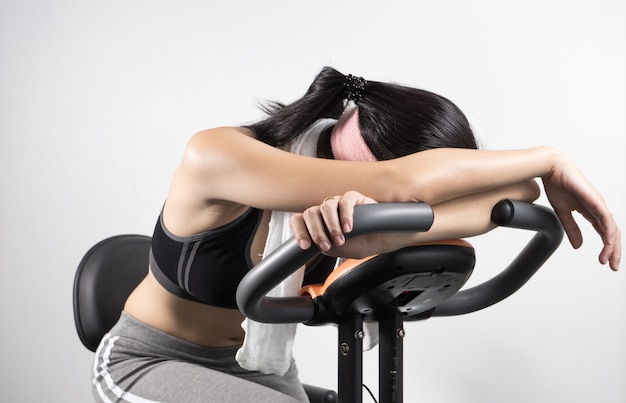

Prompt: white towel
[236,119,336,376]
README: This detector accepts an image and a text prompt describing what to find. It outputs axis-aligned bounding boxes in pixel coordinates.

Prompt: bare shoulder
[180,125,282,199]
[162,126,257,236]
[192,126,256,140]
[185,126,258,157]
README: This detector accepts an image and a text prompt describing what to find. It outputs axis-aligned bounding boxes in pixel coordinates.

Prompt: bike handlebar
[236,200,564,323]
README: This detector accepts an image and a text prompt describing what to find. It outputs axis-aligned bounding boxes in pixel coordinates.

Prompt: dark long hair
[247,67,477,160]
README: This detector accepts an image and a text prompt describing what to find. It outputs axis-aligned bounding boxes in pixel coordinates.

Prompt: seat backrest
[73,234,151,352]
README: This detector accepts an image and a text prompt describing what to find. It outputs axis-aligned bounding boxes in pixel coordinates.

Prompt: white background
[1,1,624,402]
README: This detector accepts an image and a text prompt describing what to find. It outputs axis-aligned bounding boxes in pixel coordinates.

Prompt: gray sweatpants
[92,312,309,402]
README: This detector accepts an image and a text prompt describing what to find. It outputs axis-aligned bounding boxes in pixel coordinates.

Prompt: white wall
[1,1,624,401]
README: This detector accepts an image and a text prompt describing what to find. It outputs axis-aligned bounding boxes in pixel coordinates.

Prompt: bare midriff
[124,270,246,347]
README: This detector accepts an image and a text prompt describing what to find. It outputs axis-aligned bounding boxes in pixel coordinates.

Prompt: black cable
[362,384,378,403]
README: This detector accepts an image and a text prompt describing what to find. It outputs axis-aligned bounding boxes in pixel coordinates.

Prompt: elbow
[523,179,541,203]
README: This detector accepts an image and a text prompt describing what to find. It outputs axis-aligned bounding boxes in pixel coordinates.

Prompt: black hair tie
[344,74,367,102]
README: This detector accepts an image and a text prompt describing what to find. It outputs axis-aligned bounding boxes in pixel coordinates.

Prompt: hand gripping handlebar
[236,203,435,323]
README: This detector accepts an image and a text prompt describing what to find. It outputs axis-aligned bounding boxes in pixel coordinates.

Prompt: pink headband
[330,106,377,162]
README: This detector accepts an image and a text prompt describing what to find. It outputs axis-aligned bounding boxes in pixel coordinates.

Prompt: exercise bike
[236,200,564,403]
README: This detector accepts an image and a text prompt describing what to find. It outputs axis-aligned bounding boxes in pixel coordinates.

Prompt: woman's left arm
[290,180,541,258]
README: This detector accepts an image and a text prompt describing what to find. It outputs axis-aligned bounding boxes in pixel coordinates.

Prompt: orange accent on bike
[299,239,473,299]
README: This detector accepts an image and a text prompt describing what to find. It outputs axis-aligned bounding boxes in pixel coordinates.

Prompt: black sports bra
[150,207,264,309]
[149,207,337,309]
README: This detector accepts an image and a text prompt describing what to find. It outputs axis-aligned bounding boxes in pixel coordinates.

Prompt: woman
[92,67,620,403]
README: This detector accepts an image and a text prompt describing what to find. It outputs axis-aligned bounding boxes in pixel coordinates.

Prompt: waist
[124,269,246,347]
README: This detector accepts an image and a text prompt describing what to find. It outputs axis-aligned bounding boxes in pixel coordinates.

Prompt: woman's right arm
[181,128,553,208]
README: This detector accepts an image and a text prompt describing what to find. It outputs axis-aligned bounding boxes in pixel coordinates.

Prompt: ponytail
[248,67,348,147]
[249,66,477,157]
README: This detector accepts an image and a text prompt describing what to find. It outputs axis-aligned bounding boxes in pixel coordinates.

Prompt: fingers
[556,210,583,249]
[333,190,377,233]
[290,207,334,251]
[556,206,621,271]
[290,191,378,252]
[290,200,342,253]
[610,227,621,271]
[289,213,312,250]
[319,197,346,248]
[598,219,621,271]
[577,198,621,271]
